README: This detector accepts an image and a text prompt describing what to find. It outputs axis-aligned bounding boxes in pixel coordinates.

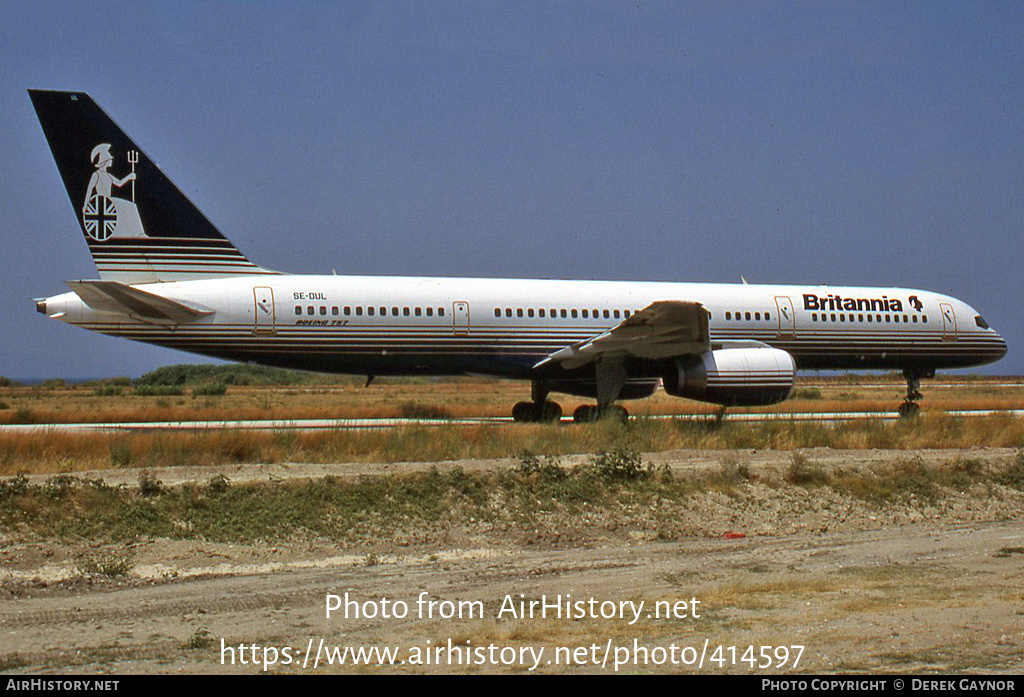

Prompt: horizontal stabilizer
[66,280,214,323]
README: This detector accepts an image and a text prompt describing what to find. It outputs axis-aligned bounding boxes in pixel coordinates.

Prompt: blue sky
[2,1,1021,378]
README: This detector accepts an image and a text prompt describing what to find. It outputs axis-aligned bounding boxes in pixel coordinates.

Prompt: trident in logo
[127,150,139,202]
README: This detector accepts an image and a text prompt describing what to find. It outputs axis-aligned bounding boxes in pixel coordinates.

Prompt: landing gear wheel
[573,405,597,424]
[603,404,629,423]
[513,400,563,423]
[898,401,920,418]
[512,401,534,423]
[539,401,563,423]
[572,404,629,424]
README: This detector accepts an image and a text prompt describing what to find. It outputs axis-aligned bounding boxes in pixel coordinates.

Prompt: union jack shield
[82,194,117,241]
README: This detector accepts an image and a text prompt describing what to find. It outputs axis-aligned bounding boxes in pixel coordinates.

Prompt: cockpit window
[975,315,990,329]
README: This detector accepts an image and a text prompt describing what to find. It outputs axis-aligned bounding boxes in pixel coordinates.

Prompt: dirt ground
[2,447,1023,675]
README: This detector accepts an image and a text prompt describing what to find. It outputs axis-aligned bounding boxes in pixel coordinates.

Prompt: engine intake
[663,347,796,406]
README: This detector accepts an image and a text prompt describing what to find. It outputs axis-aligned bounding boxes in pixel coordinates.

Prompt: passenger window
[320,306,327,315]
[307,306,314,315]
[539,309,546,318]
[528,309,534,318]
[438,307,444,317]
[356,306,363,316]
[725,312,732,320]
[368,307,375,316]
[344,306,352,316]
[560,309,567,318]
[294,306,302,316]
[517,308,523,318]
[614,310,620,319]
[755,312,761,320]
[332,307,339,316]
[571,309,578,318]
[582,309,589,318]
[494,308,501,318]
[403,308,410,316]
[392,307,399,316]
[415,308,422,316]
[426,307,433,317]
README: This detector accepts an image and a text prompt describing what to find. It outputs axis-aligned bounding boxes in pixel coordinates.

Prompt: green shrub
[93,385,125,397]
[134,385,183,397]
[785,452,830,486]
[516,451,567,481]
[192,382,227,397]
[590,448,652,482]
[996,451,1024,490]
[791,387,822,400]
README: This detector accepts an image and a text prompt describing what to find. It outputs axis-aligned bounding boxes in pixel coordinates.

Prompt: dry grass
[1,416,1022,476]
[1,375,1022,425]
[0,376,1022,475]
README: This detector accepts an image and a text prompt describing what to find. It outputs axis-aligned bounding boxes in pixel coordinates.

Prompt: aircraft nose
[994,331,1008,359]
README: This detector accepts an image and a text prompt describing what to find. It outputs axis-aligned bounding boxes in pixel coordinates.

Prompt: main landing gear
[511,381,563,423]
[509,380,631,424]
[898,367,933,418]
[514,359,632,424]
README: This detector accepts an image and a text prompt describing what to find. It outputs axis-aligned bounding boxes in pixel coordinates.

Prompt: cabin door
[940,302,957,340]
[254,286,276,335]
[453,301,470,335]
[774,296,796,339]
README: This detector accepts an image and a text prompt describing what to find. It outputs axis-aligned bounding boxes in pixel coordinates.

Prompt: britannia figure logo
[82,144,147,240]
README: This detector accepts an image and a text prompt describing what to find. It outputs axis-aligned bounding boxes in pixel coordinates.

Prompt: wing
[534,300,710,371]
[66,280,214,323]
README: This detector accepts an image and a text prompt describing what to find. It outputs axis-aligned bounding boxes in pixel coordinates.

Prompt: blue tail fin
[29,90,274,283]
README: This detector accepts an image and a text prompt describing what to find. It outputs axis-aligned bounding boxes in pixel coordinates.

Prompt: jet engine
[663,347,796,406]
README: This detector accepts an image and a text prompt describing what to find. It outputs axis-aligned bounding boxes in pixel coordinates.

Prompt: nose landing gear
[898,368,933,418]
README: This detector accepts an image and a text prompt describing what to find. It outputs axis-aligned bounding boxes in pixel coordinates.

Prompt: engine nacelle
[663,347,796,406]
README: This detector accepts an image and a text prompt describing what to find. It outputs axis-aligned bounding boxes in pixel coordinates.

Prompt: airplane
[28,90,1008,422]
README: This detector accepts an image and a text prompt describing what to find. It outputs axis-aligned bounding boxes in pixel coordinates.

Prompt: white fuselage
[43,274,1008,386]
